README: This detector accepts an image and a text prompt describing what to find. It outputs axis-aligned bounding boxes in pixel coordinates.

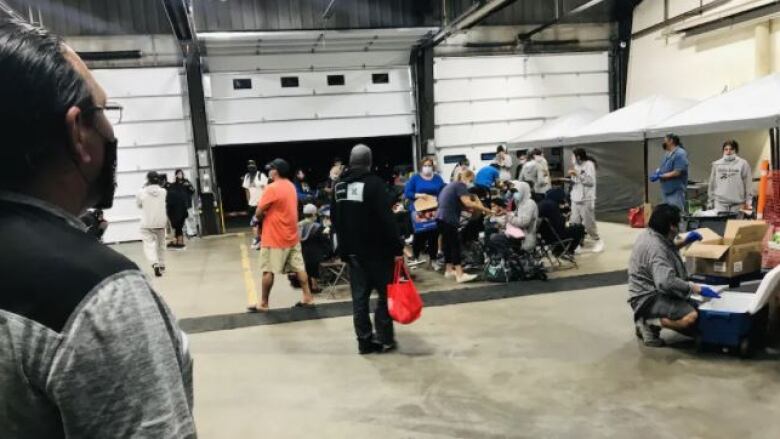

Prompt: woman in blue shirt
[405,157,446,266]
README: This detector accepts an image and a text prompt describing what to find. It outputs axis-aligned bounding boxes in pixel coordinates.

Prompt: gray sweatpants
[713,200,742,213]
[571,200,600,240]
[141,228,166,267]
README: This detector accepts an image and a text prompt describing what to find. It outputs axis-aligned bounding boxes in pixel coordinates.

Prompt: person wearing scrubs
[708,140,753,213]
[650,134,689,212]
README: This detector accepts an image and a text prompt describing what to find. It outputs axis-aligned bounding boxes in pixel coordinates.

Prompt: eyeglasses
[85,102,124,125]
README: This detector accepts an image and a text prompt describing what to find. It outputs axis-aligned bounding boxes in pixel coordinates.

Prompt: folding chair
[536,218,578,271]
[319,259,350,298]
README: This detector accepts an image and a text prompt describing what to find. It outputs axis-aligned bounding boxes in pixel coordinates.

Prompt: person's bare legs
[454,265,464,277]
[661,311,698,332]
[296,271,315,304]
[259,272,274,310]
[310,277,320,291]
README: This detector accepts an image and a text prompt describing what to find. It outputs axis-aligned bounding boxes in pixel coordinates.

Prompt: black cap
[266,158,290,177]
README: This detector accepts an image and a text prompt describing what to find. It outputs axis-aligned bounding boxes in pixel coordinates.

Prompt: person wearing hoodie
[404,157,445,266]
[137,171,168,277]
[332,144,403,354]
[521,149,551,201]
[507,181,538,252]
[166,169,194,249]
[568,148,604,253]
[708,140,753,213]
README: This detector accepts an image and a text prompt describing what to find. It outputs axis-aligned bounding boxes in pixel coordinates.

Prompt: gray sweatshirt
[508,181,538,251]
[570,160,597,203]
[708,155,752,207]
[627,229,692,319]
[520,159,551,195]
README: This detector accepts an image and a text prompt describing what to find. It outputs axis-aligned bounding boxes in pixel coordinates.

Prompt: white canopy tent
[648,73,780,137]
[560,95,697,146]
[506,108,606,150]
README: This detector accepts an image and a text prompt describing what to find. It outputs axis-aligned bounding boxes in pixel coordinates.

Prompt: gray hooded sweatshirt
[570,160,597,203]
[508,181,538,251]
[627,228,692,319]
[708,155,752,207]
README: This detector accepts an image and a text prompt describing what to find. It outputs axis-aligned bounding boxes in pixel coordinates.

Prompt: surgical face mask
[535,155,544,163]
[513,192,521,202]
[93,136,118,209]
[723,153,736,162]
[421,165,433,177]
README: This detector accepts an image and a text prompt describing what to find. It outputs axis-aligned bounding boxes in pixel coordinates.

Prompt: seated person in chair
[538,188,584,256]
[484,198,508,240]
[506,181,538,252]
[628,204,713,347]
[299,204,332,293]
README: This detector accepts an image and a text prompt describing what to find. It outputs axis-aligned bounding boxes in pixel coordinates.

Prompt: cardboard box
[413,196,438,212]
[683,220,769,278]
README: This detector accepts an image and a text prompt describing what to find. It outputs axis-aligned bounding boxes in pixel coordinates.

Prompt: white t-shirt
[242,172,268,206]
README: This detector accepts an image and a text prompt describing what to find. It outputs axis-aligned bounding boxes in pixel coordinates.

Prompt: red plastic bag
[387,259,423,324]
[628,206,645,228]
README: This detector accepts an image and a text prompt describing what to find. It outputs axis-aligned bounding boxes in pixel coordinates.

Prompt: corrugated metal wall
[6,0,171,35]
[192,0,438,32]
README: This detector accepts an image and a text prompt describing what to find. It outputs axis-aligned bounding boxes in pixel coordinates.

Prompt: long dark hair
[573,148,598,168]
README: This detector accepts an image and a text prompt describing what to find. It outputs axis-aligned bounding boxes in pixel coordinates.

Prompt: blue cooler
[697,265,780,357]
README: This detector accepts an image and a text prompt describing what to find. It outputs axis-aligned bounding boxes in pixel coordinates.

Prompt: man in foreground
[628,204,718,347]
[332,144,403,354]
[0,9,195,437]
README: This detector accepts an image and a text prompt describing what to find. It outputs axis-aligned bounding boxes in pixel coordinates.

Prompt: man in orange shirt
[249,158,315,312]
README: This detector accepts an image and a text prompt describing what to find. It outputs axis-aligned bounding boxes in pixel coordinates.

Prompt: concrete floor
[190,285,780,439]
[110,222,780,438]
[112,221,641,318]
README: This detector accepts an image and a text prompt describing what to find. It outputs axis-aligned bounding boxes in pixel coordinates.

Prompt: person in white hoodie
[569,148,604,253]
[137,171,168,277]
[708,140,753,213]
[520,149,551,200]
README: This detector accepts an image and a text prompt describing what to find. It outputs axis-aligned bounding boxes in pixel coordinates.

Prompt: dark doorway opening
[213,135,413,230]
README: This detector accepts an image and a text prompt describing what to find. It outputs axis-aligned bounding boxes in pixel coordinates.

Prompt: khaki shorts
[259,244,306,274]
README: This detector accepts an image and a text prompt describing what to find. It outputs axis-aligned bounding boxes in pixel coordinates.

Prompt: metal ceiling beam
[518,0,611,42]
[631,0,732,39]
[426,0,521,48]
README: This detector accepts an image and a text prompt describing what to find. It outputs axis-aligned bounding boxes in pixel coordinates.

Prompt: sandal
[246,305,269,313]
[293,302,316,309]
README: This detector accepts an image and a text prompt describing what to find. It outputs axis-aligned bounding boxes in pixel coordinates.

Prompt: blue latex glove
[649,170,662,183]
[684,231,703,245]
[700,286,721,299]
[250,217,259,227]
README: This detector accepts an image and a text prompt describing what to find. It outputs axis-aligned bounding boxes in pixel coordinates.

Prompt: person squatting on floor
[137,171,169,277]
[249,158,315,312]
[568,148,604,253]
[708,139,753,213]
[0,10,196,437]
[628,204,723,347]
[332,144,403,354]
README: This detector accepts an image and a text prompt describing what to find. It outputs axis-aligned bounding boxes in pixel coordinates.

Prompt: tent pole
[643,138,649,203]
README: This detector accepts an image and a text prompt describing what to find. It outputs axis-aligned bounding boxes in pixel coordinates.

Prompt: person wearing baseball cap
[249,158,315,311]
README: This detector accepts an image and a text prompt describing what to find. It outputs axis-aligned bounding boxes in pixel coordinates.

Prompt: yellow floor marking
[239,234,258,307]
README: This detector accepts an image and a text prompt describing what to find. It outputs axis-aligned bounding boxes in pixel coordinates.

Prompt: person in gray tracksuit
[708,139,753,213]
[569,148,603,252]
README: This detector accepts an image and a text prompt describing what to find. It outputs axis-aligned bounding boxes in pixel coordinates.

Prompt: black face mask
[94,136,118,209]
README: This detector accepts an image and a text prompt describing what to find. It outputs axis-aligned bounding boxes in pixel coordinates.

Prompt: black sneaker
[358,340,383,355]
[153,265,163,277]
[166,242,177,249]
[378,341,398,354]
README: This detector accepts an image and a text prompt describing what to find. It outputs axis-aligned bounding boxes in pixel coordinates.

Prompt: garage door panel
[212,115,415,145]
[92,68,183,97]
[210,69,411,98]
[209,92,413,123]
[115,120,190,147]
[118,144,192,173]
[435,120,544,148]
[207,51,411,73]
[434,53,608,79]
[102,221,142,244]
[113,96,186,122]
[434,72,609,102]
[435,95,610,125]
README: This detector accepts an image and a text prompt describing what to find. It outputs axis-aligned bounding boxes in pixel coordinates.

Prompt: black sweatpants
[438,220,462,265]
[412,229,439,260]
[347,255,395,346]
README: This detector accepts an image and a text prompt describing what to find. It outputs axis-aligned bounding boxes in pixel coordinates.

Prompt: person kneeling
[628,204,716,347]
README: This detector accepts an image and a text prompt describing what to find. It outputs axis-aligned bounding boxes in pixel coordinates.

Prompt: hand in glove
[649,170,662,183]
[250,217,259,227]
[684,231,703,245]
[699,286,721,299]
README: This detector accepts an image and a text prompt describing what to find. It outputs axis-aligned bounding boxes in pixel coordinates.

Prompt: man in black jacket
[332,144,403,354]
